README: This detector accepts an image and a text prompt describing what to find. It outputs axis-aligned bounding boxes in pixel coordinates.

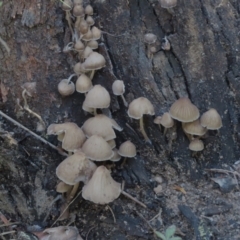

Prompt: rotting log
[0,0,240,239]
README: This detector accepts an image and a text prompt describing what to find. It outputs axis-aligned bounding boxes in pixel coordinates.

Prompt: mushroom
[155,112,174,135]
[74,62,86,75]
[82,166,146,207]
[82,85,110,115]
[81,29,93,42]
[162,36,171,50]
[81,135,114,161]
[144,33,157,58]
[82,114,122,141]
[169,97,199,123]
[58,74,76,97]
[87,40,98,49]
[82,46,93,59]
[61,0,74,37]
[200,108,222,130]
[159,0,177,8]
[112,80,128,107]
[109,148,121,162]
[47,122,86,152]
[74,40,85,53]
[128,97,155,143]
[182,119,207,140]
[189,139,204,152]
[107,139,116,149]
[82,52,106,80]
[85,4,93,15]
[41,226,83,240]
[56,181,72,194]
[91,26,102,40]
[118,140,136,166]
[86,16,95,26]
[75,74,93,94]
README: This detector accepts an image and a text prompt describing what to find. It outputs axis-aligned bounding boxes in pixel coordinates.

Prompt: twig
[136,212,155,232]
[205,168,240,178]
[0,231,15,236]
[0,222,19,228]
[0,36,10,55]
[86,225,96,240]
[0,110,68,156]
[51,190,82,227]
[107,205,116,223]
[121,190,147,208]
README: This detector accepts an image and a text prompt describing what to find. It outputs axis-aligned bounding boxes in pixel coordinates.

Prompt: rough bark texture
[0,0,240,239]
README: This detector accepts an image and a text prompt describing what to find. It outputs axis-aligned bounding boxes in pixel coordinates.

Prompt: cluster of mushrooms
[154,97,222,152]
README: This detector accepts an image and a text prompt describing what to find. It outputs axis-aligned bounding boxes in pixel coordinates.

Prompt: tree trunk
[0,0,239,239]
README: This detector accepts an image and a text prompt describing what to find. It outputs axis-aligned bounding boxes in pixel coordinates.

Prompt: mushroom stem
[67,74,77,84]
[67,182,80,203]
[89,69,95,80]
[65,11,74,38]
[139,117,151,143]
[163,127,168,136]
[121,95,128,107]
[93,108,97,116]
[121,157,127,168]
[121,190,147,208]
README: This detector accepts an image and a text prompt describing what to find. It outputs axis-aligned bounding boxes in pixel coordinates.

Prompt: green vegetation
[154,225,182,240]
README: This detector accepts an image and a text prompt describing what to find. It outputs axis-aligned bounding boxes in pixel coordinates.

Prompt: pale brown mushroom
[61,0,74,37]
[47,122,86,152]
[112,80,128,107]
[144,33,157,58]
[107,139,116,149]
[158,112,174,135]
[73,62,86,75]
[82,85,110,115]
[87,40,98,49]
[128,97,155,143]
[81,135,114,161]
[58,77,75,97]
[159,0,177,8]
[169,97,199,123]
[200,108,222,130]
[85,4,93,15]
[118,140,136,166]
[109,149,121,162]
[182,119,207,140]
[76,74,92,94]
[82,114,122,141]
[189,139,204,152]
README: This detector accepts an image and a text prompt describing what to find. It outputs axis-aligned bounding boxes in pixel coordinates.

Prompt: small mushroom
[109,149,121,162]
[91,26,102,40]
[107,139,116,149]
[200,108,222,130]
[76,74,93,94]
[189,139,204,152]
[112,80,128,107]
[169,97,199,123]
[144,33,157,58]
[73,62,86,75]
[118,140,136,166]
[128,97,155,143]
[156,112,174,135]
[162,36,171,50]
[182,119,207,140]
[82,85,110,115]
[83,52,106,80]
[86,16,95,26]
[87,40,98,49]
[58,74,76,97]
[81,135,114,161]
[85,4,93,15]
[159,0,177,8]
[82,114,122,141]
[47,122,86,152]
[82,46,93,59]
[61,0,74,37]
[56,181,72,193]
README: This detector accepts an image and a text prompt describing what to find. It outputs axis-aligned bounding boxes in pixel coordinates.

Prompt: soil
[0,0,240,239]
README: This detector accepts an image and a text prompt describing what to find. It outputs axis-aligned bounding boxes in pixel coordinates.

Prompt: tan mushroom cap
[200,108,222,130]
[74,62,86,75]
[112,80,125,96]
[159,112,174,128]
[76,74,92,93]
[154,116,162,124]
[85,4,93,15]
[109,149,121,162]
[81,135,114,161]
[43,226,83,240]
[82,29,93,42]
[182,119,207,136]
[78,20,89,35]
[73,0,83,5]
[189,139,204,152]
[118,140,136,158]
[82,101,94,114]
[169,97,200,122]
[91,26,102,40]
[82,114,122,141]
[56,181,72,193]
[159,0,177,8]
[73,4,84,17]
[82,166,121,204]
[107,139,116,149]
[74,40,85,52]
[62,0,73,11]
[87,40,98,49]
[83,46,93,59]
[86,16,95,26]
[128,97,155,119]
[144,33,157,44]
[58,79,75,96]
[83,52,106,70]
[47,122,86,151]
[56,151,97,185]
[83,85,111,109]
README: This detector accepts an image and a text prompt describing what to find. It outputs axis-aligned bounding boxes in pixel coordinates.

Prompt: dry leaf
[173,185,186,194]
[0,82,9,102]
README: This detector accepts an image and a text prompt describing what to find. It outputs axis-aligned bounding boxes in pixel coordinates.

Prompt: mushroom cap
[144,33,157,44]
[91,26,102,40]
[79,20,89,35]
[118,140,136,158]
[76,74,92,93]
[82,114,122,141]
[82,166,121,204]
[73,0,83,5]
[73,5,84,17]
[83,46,93,59]
[47,122,86,151]
[159,0,177,8]
[169,97,200,122]
[83,52,106,70]
[86,16,95,26]
[81,29,93,41]
[128,97,155,119]
[109,148,121,162]
[182,119,207,136]
[58,79,75,96]
[56,181,72,193]
[189,139,204,152]
[42,226,83,240]
[107,139,116,149]
[83,85,111,109]
[21,82,37,97]
[81,135,114,161]
[56,151,97,185]
[74,40,85,52]
[159,112,174,128]
[154,116,162,124]
[74,62,86,75]
[85,4,93,15]
[87,40,98,50]
[200,108,222,130]
[112,80,125,96]
[62,0,73,11]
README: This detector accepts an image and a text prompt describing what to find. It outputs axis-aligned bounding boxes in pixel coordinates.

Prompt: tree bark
[0,0,240,239]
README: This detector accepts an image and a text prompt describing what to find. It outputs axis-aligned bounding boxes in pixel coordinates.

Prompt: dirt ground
[0,0,240,239]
